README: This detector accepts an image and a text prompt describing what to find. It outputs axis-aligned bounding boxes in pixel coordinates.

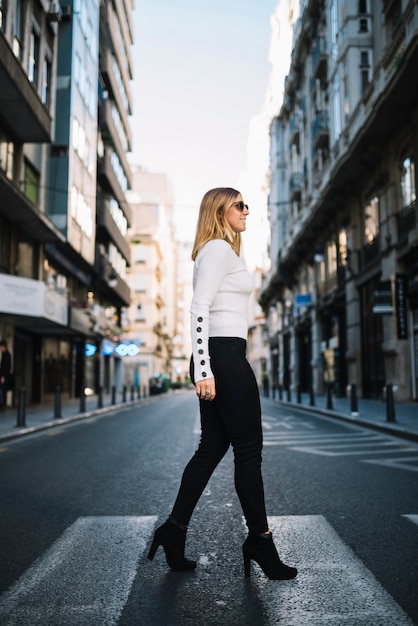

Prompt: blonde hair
[191,187,241,261]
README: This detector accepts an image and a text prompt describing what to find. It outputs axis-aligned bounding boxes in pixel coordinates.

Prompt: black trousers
[171,337,268,534]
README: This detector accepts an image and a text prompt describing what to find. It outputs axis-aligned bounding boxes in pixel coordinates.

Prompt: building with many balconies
[260,0,418,402]
[0,1,134,406]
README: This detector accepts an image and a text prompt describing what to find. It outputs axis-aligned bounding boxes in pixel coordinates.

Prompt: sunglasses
[232,201,249,212]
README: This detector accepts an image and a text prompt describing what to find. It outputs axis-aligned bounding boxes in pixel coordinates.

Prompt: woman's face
[224,194,249,234]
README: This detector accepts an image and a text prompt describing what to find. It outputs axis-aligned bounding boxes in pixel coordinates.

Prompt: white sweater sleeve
[190,240,234,382]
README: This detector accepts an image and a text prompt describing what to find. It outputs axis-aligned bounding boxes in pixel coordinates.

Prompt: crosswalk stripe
[0,516,157,626]
[1,515,415,625]
[263,516,414,625]
[363,457,418,472]
[402,514,418,526]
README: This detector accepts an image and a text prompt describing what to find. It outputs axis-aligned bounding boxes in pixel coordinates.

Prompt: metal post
[98,386,103,409]
[137,386,141,400]
[326,383,333,410]
[297,384,301,403]
[54,386,62,419]
[350,383,359,416]
[278,385,283,401]
[16,387,26,428]
[131,386,134,401]
[286,386,291,402]
[385,383,396,423]
[111,386,116,404]
[79,387,86,413]
[309,383,315,406]
[122,385,127,403]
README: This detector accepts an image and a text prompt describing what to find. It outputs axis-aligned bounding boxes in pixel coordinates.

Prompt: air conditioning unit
[48,2,63,22]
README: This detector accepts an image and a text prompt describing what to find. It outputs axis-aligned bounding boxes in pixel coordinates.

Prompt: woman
[148,188,297,580]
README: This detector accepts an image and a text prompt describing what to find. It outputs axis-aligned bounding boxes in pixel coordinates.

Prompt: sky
[131,0,277,243]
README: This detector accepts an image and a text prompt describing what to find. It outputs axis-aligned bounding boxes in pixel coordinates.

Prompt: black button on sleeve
[198,349,203,354]
[196,327,202,333]
[198,316,203,322]
[197,338,202,344]
[200,360,205,365]
[202,372,207,377]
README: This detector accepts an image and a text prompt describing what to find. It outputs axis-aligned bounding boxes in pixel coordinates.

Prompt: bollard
[122,385,127,403]
[16,387,26,428]
[137,387,141,400]
[385,383,396,423]
[350,383,359,416]
[286,386,291,402]
[297,384,301,403]
[54,386,62,419]
[278,385,283,401]
[98,386,103,409]
[111,386,116,405]
[326,383,333,410]
[131,386,134,401]
[79,387,86,413]
[309,383,315,406]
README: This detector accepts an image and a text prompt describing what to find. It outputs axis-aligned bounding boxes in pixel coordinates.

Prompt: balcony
[0,33,52,142]
[312,37,327,81]
[97,148,131,205]
[0,170,63,243]
[311,111,329,150]
[96,199,131,262]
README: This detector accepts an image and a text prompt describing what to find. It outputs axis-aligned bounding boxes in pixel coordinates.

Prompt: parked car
[149,374,170,395]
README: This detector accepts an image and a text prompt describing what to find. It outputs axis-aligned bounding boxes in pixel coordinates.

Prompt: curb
[0,397,156,444]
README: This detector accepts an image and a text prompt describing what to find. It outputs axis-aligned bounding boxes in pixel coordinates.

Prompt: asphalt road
[0,390,417,625]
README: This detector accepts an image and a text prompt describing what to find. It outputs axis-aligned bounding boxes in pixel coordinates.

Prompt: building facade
[260,0,418,402]
[0,0,134,406]
[126,167,179,393]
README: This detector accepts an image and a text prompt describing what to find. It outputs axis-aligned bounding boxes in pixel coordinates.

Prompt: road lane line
[258,515,414,625]
[402,514,418,526]
[0,515,157,626]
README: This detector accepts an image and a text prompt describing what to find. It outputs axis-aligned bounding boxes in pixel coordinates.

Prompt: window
[364,196,379,243]
[360,50,371,96]
[28,26,40,87]
[0,0,7,30]
[333,73,341,140]
[358,0,367,14]
[401,157,416,208]
[135,275,146,292]
[24,160,40,205]
[13,0,22,58]
[41,55,52,106]
[359,18,368,33]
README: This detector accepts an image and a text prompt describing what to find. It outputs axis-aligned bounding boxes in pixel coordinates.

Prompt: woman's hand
[196,377,216,401]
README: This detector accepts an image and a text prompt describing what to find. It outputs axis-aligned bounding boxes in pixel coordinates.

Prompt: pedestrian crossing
[0,515,415,625]
[262,414,418,472]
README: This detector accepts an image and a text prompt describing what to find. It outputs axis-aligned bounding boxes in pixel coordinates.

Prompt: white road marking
[0,516,157,626]
[363,457,418,472]
[259,515,415,625]
[402,514,418,526]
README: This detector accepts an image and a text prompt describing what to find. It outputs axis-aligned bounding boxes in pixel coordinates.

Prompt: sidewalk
[0,388,417,444]
[0,390,150,444]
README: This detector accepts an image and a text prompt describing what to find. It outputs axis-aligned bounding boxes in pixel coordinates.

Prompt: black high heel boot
[243,531,297,580]
[147,516,196,572]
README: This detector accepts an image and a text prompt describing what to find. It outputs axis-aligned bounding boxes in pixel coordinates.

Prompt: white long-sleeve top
[190,239,253,382]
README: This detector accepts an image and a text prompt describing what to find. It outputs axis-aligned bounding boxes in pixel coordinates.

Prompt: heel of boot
[147,536,159,561]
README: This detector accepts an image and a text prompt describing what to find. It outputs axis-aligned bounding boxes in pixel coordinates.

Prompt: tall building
[0,1,134,406]
[260,0,418,402]
[126,167,178,392]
